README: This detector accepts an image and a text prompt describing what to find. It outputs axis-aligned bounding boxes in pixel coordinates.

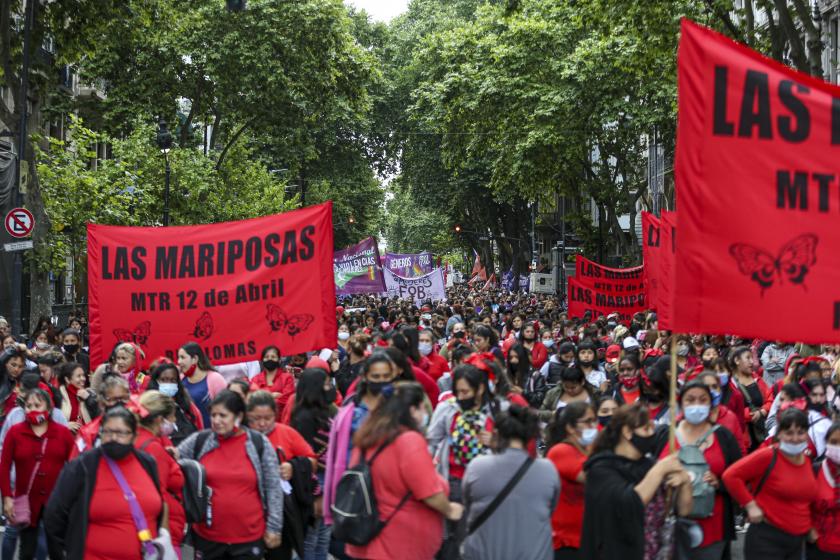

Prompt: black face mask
[702,359,714,369]
[263,360,280,371]
[630,432,657,457]
[63,344,79,355]
[453,332,465,340]
[598,415,612,427]
[367,381,392,397]
[457,396,477,411]
[101,441,133,460]
[578,359,596,368]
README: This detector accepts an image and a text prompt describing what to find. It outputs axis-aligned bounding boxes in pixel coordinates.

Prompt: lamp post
[156,119,173,226]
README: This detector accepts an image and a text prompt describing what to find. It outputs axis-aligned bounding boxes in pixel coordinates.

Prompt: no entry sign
[5,208,34,238]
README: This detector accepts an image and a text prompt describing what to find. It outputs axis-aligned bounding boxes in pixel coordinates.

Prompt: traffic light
[454,225,462,234]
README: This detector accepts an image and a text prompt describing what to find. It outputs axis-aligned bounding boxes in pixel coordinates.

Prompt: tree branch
[772,0,810,72]
[215,118,256,171]
[703,0,747,43]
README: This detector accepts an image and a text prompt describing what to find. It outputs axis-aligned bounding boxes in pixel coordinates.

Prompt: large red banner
[675,19,840,342]
[88,203,337,367]
[657,211,676,330]
[574,255,644,289]
[567,276,647,323]
[641,211,661,311]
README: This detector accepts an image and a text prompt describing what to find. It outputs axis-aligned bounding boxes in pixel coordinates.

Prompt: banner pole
[668,334,679,454]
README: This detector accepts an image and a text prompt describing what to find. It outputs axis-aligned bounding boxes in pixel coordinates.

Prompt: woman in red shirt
[346,382,463,560]
[546,401,596,559]
[249,346,295,418]
[57,362,99,434]
[136,391,186,554]
[44,406,165,560]
[810,421,840,559]
[722,408,818,560]
[520,322,548,370]
[177,390,283,559]
[0,388,74,560]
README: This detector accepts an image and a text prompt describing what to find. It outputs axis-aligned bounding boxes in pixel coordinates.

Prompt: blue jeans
[303,517,330,560]
[2,522,48,560]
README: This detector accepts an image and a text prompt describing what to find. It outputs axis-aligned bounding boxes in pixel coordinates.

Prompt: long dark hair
[353,382,425,450]
[149,363,198,425]
[291,368,331,428]
[547,401,593,449]
[590,402,650,456]
[382,347,416,381]
[495,405,539,450]
[180,342,213,371]
[399,327,422,363]
[506,343,530,388]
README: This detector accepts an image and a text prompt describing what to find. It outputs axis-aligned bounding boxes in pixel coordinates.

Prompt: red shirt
[659,432,726,547]
[265,423,316,462]
[0,421,75,526]
[715,406,747,454]
[194,432,265,543]
[425,352,450,380]
[71,415,103,459]
[250,370,296,418]
[85,454,163,560]
[722,446,817,535]
[621,386,641,405]
[412,366,440,406]
[547,443,586,549]
[135,428,186,547]
[346,431,448,560]
[812,462,840,553]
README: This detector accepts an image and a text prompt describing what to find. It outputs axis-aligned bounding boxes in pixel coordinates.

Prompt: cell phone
[319,348,334,362]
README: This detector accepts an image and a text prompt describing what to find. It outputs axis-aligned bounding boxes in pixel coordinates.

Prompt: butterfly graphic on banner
[729,234,818,296]
[265,304,314,337]
[113,321,151,346]
[192,312,214,341]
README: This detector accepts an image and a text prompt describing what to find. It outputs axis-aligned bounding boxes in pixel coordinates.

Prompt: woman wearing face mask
[0,347,28,420]
[580,403,692,560]
[518,323,548,370]
[540,367,596,422]
[596,396,618,429]
[730,346,770,450]
[250,345,296,420]
[71,376,131,457]
[540,328,556,357]
[178,342,226,430]
[418,329,449,381]
[335,334,370,396]
[57,362,99,434]
[674,335,700,371]
[290,368,337,560]
[506,343,532,390]
[0,389,74,560]
[135,391,187,555]
[803,379,832,459]
[723,408,818,560]
[546,402,597,559]
[44,406,166,560]
[29,330,53,356]
[344,382,463,560]
[575,341,608,393]
[324,353,397,535]
[656,381,743,560]
[462,406,559,560]
[810,421,840,559]
[178,390,283,558]
[149,362,202,445]
[427,364,495,559]
[472,325,503,363]
[337,323,351,360]
[382,346,439,406]
[609,356,643,406]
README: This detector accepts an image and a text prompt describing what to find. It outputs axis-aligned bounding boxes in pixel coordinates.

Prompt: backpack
[676,425,719,519]
[524,370,548,408]
[330,439,410,546]
[182,429,265,524]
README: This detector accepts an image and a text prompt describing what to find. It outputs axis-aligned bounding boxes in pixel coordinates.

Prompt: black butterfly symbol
[729,234,818,296]
[192,312,214,341]
[265,304,314,337]
[113,321,152,346]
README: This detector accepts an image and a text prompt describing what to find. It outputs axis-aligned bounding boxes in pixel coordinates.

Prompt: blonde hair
[138,390,176,426]
[116,342,145,360]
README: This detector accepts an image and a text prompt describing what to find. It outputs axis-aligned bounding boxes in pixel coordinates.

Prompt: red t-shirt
[135,429,186,547]
[722,446,817,535]
[266,423,316,462]
[426,352,450,380]
[194,432,265,543]
[85,454,162,560]
[813,462,840,553]
[346,431,449,560]
[659,432,726,547]
[250,370,296,418]
[547,443,586,549]
[621,386,641,405]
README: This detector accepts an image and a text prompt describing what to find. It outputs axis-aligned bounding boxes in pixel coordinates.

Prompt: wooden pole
[668,334,679,453]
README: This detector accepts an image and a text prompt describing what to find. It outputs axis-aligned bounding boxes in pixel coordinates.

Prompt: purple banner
[384,252,433,278]
[334,237,386,296]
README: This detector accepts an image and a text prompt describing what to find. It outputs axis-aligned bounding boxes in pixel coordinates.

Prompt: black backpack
[330,439,410,546]
[183,429,265,524]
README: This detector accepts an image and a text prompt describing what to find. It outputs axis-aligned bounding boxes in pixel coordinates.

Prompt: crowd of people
[0,292,836,560]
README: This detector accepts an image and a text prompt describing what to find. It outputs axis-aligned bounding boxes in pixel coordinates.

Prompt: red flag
[574,255,644,290]
[658,211,676,330]
[87,203,337,367]
[641,212,661,310]
[674,19,839,342]
[567,277,646,324]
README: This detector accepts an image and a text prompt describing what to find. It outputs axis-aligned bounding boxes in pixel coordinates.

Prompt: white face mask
[779,440,808,456]
[338,331,350,341]
[418,342,433,356]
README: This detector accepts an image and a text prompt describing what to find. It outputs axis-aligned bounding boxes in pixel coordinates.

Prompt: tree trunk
[26,98,51,328]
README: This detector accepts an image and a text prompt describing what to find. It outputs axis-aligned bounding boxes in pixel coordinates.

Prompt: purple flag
[384,252,433,278]
[334,237,386,296]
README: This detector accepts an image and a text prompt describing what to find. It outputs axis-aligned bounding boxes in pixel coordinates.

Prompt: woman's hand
[702,471,719,489]
[807,528,819,543]
[445,502,464,521]
[479,430,493,447]
[3,497,14,523]
[745,500,764,524]
[263,531,281,549]
[77,388,90,400]
[655,453,683,477]
[664,469,691,489]
[165,446,180,460]
[280,462,293,480]
[67,421,81,434]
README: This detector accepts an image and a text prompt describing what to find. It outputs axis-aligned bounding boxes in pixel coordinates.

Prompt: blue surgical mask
[418,342,433,356]
[718,373,730,387]
[710,389,722,407]
[543,339,555,349]
[683,405,710,425]
[780,440,808,456]
[158,383,179,398]
[580,427,598,446]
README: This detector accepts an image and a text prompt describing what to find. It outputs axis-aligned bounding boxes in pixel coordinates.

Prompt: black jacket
[43,448,162,560]
[580,452,653,560]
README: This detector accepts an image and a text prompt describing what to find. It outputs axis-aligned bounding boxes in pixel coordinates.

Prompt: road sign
[4,208,34,238]
[3,240,33,252]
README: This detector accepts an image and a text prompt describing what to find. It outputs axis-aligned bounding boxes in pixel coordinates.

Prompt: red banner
[658,211,676,330]
[567,276,647,323]
[574,255,644,289]
[641,212,660,311]
[87,203,337,368]
[675,19,840,342]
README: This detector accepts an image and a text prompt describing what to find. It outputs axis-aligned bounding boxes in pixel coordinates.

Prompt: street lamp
[156,118,173,226]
